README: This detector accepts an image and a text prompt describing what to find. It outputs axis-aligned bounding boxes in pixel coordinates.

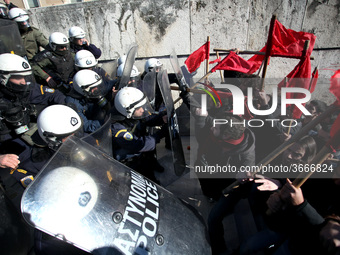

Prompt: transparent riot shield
[170,49,194,87]
[157,69,187,176]
[118,44,138,90]
[140,69,156,107]
[81,115,113,157]
[21,136,211,255]
[99,60,118,80]
[0,19,26,57]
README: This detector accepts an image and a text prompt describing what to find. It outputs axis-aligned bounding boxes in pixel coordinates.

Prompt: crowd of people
[0,1,339,255]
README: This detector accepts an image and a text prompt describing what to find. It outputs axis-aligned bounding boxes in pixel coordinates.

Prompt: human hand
[82,38,89,46]
[280,178,304,206]
[319,220,340,254]
[255,176,282,191]
[0,154,20,169]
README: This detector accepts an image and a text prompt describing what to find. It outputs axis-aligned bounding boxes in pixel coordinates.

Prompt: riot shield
[0,19,26,57]
[118,44,138,90]
[99,60,118,80]
[140,68,156,106]
[169,49,194,88]
[157,69,187,176]
[21,136,210,254]
[81,115,113,157]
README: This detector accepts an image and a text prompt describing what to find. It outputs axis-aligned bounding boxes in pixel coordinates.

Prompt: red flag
[247,47,267,74]
[209,57,221,64]
[271,20,316,58]
[211,51,254,73]
[329,69,340,144]
[185,41,210,73]
[330,69,340,106]
[278,56,312,119]
[246,20,316,74]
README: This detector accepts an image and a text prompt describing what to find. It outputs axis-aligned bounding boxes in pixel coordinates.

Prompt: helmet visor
[18,20,30,30]
[83,80,106,99]
[130,96,155,119]
[7,73,34,93]
[0,7,8,19]
[56,44,69,51]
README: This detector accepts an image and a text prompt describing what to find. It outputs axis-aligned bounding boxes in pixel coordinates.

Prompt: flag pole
[206,36,210,75]
[222,103,340,195]
[265,129,340,216]
[292,136,340,188]
[213,48,314,60]
[261,14,277,91]
[286,40,311,137]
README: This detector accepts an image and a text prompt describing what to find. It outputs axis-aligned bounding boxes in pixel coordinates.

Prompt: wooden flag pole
[265,129,340,215]
[286,40,311,137]
[170,85,206,94]
[206,36,210,75]
[261,14,277,91]
[222,103,340,195]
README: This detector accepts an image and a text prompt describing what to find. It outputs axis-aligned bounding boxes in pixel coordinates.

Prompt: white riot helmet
[0,3,8,19]
[0,53,34,92]
[8,8,30,30]
[68,26,86,41]
[118,55,127,66]
[73,69,106,100]
[114,87,153,119]
[49,32,69,52]
[75,50,97,69]
[37,105,82,149]
[144,58,162,73]
[116,64,140,78]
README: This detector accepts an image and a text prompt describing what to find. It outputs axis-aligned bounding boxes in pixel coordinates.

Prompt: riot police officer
[0,53,65,144]
[31,32,75,92]
[66,69,111,133]
[111,86,168,183]
[68,26,101,59]
[8,7,48,61]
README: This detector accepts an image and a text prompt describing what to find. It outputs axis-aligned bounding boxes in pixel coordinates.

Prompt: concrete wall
[26,0,340,101]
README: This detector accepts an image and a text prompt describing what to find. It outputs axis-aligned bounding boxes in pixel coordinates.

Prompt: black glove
[153,124,168,143]
[178,76,189,93]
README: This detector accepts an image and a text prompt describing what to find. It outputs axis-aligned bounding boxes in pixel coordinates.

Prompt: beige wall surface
[25,0,339,102]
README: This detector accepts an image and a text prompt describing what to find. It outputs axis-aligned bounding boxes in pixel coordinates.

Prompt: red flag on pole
[247,20,316,74]
[277,55,312,119]
[211,51,254,73]
[185,41,210,73]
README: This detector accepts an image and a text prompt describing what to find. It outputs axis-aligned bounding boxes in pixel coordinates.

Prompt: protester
[208,135,317,255]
